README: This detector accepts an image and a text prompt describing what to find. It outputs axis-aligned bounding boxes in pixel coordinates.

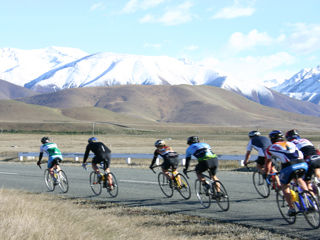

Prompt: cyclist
[183,136,222,196]
[265,130,308,216]
[82,137,113,190]
[37,136,63,185]
[149,140,180,185]
[244,130,281,189]
[285,129,320,190]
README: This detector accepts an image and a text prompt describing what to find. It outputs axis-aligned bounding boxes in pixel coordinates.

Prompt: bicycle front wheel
[90,171,102,196]
[213,181,229,211]
[253,170,270,198]
[44,169,55,191]
[175,173,191,200]
[276,190,296,224]
[106,172,119,197]
[301,191,320,229]
[158,172,174,198]
[58,170,69,193]
[195,177,211,208]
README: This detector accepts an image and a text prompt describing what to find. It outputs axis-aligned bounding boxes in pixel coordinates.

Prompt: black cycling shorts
[48,157,61,169]
[195,157,219,176]
[92,153,111,168]
[304,156,320,181]
[162,157,179,170]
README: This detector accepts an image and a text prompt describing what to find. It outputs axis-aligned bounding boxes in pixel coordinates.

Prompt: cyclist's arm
[244,151,251,165]
[185,156,191,170]
[38,152,43,162]
[150,150,159,167]
[83,146,90,164]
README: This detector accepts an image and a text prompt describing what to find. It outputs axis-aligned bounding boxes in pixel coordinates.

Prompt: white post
[181,159,186,166]
[19,156,23,161]
[74,157,79,161]
[126,157,131,164]
[239,160,244,166]
[156,158,159,165]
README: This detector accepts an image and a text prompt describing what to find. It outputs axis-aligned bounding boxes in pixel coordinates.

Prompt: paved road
[0,162,319,239]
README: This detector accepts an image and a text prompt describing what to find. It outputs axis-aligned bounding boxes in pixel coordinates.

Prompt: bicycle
[39,164,69,193]
[276,168,320,229]
[246,160,280,198]
[151,166,191,200]
[185,169,229,211]
[83,162,118,197]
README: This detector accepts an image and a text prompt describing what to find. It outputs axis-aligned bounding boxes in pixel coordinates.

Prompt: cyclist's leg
[256,156,265,174]
[91,156,102,178]
[47,157,55,178]
[161,160,172,181]
[104,159,113,186]
[195,161,207,184]
[280,166,296,211]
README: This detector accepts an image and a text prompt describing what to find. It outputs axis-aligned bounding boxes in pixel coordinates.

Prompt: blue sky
[1,0,320,83]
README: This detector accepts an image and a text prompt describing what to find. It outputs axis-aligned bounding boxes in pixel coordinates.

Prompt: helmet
[187,136,199,145]
[248,130,261,137]
[285,129,300,140]
[269,130,284,143]
[41,137,49,144]
[88,137,98,143]
[154,140,166,147]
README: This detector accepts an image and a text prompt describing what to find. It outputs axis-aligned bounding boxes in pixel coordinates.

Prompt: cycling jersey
[291,138,320,160]
[40,142,63,168]
[186,142,217,162]
[83,142,111,164]
[247,136,271,157]
[151,146,179,168]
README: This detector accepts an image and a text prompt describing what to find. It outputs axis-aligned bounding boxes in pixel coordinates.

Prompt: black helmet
[285,129,300,140]
[154,140,166,147]
[41,136,49,144]
[269,130,284,143]
[248,130,261,137]
[88,137,98,143]
[187,136,199,144]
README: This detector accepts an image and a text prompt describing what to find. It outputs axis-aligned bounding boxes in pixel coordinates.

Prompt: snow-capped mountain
[0,46,88,86]
[272,66,320,105]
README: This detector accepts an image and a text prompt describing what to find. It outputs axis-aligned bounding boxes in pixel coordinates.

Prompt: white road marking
[0,172,18,175]
[120,180,158,184]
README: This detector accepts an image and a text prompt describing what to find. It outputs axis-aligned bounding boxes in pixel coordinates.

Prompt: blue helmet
[285,129,300,141]
[88,137,98,143]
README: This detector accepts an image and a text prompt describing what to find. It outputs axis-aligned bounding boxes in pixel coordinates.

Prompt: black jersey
[83,142,111,163]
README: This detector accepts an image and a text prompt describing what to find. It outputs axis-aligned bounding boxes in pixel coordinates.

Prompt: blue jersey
[186,142,217,162]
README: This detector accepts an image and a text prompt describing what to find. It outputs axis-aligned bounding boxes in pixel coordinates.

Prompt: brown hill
[0,79,39,100]
[15,84,320,128]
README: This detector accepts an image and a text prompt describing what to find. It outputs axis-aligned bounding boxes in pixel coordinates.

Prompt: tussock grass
[0,189,295,240]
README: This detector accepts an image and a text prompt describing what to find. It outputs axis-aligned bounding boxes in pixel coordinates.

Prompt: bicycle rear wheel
[213,180,229,211]
[301,191,320,229]
[276,190,296,224]
[44,169,55,191]
[58,170,69,193]
[175,173,191,200]
[158,172,173,198]
[90,171,102,196]
[253,170,270,198]
[106,172,118,197]
[195,177,211,208]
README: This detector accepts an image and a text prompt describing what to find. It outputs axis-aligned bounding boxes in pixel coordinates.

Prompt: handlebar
[150,165,160,174]
[244,160,256,171]
[82,163,88,171]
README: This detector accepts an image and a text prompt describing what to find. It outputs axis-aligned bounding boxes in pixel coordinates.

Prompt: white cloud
[140,0,166,10]
[120,0,139,14]
[120,0,166,14]
[198,52,296,82]
[91,2,104,11]
[143,42,162,48]
[225,29,285,53]
[286,23,320,54]
[183,45,199,51]
[212,1,256,19]
[139,1,194,25]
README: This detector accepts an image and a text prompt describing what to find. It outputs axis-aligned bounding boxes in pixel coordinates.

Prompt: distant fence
[18,152,259,166]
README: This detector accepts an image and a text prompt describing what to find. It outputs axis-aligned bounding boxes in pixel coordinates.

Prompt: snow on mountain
[0,46,88,86]
[272,65,320,105]
[262,78,285,88]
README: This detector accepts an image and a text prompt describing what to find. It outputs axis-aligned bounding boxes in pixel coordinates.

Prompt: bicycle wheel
[90,171,102,196]
[106,172,118,197]
[158,172,173,198]
[253,170,270,198]
[195,177,211,208]
[276,189,296,224]
[213,180,229,211]
[175,173,191,200]
[58,170,69,193]
[44,169,55,191]
[301,191,320,229]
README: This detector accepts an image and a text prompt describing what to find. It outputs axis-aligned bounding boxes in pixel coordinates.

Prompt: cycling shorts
[92,152,111,167]
[195,157,218,176]
[162,157,179,170]
[304,155,320,181]
[279,162,308,184]
[47,156,62,169]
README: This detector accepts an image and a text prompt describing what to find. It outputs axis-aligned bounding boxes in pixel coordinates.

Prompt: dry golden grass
[0,189,296,240]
